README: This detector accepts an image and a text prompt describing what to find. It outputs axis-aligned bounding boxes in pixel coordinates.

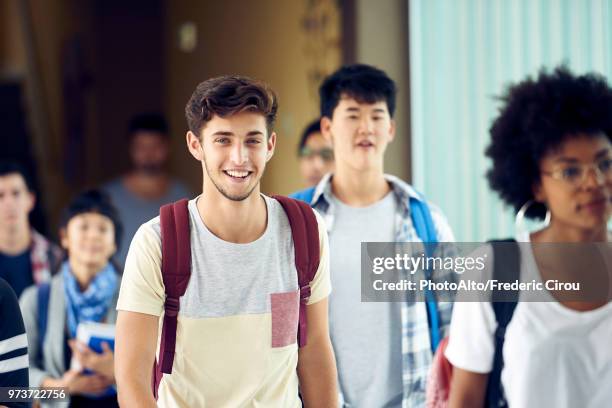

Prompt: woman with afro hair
[444,67,612,408]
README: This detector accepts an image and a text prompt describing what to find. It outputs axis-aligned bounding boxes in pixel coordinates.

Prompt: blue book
[71,322,116,398]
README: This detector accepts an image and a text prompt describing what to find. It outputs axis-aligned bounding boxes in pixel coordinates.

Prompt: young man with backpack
[291,64,456,407]
[114,76,337,407]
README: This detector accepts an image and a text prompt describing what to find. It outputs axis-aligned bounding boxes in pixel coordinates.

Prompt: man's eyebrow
[372,108,386,114]
[211,130,264,137]
[345,107,360,112]
[211,131,234,136]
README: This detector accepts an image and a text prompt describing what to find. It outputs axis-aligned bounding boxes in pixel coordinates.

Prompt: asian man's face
[321,95,395,173]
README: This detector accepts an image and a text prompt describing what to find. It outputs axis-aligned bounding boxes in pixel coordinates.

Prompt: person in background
[0,277,29,408]
[20,190,123,408]
[0,161,61,298]
[446,67,612,408]
[102,113,191,266]
[291,64,456,407]
[298,119,334,186]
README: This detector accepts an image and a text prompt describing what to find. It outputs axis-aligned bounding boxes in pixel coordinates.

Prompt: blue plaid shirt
[304,173,456,407]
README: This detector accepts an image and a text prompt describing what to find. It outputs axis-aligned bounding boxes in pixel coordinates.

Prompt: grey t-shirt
[102,178,191,266]
[328,192,403,408]
[155,195,300,317]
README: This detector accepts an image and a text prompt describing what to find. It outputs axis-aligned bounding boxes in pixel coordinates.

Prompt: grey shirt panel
[102,178,191,266]
[147,195,298,318]
[328,192,403,408]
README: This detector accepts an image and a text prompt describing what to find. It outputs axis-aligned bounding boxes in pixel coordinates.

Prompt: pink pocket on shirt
[270,289,300,348]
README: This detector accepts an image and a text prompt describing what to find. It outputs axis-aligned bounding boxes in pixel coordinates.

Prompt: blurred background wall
[2,0,610,242]
[410,0,612,241]
[1,0,411,240]
[164,0,343,195]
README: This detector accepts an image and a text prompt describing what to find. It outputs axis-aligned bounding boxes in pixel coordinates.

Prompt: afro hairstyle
[485,66,612,219]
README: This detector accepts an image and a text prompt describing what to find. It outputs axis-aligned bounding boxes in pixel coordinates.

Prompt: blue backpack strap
[408,196,441,353]
[37,282,51,364]
[409,197,438,244]
[486,239,520,408]
[289,187,316,205]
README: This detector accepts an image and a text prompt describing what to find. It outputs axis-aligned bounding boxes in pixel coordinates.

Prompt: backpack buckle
[164,297,180,317]
[299,285,311,302]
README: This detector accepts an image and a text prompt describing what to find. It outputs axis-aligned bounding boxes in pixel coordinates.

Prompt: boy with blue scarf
[20,190,123,407]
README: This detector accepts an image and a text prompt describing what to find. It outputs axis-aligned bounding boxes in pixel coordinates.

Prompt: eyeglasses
[541,157,612,187]
[299,147,334,162]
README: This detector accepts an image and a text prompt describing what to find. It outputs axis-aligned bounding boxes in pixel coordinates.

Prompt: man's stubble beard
[202,154,259,202]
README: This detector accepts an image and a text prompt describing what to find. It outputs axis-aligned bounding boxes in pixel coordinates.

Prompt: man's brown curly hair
[185,75,278,138]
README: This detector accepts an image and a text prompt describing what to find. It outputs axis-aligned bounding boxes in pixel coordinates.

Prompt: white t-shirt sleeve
[444,244,497,373]
[307,210,331,305]
[116,222,165,316]
[444,300,497,373]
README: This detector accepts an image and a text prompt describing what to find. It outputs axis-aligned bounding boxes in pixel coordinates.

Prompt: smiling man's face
[189,111,276,202]
[322,95,395,173]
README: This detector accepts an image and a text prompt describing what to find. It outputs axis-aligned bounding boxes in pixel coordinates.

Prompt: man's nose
[358,117,374,134]
[230,144,248,165]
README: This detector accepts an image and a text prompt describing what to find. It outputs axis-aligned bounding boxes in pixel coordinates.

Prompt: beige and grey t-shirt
[117,195,331,407]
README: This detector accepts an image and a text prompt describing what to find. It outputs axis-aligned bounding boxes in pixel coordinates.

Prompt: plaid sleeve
[429,204,457,336]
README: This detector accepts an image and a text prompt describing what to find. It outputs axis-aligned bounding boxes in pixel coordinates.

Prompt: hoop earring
[515,200,551,233]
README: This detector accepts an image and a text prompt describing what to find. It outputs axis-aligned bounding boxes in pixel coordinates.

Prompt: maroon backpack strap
[272,195,320,347]
[152,199,191,397]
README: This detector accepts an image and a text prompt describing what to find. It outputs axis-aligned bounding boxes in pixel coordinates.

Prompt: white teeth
[226,170,249,178]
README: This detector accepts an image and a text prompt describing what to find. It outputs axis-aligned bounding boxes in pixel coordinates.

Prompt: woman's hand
[68,340,115,381]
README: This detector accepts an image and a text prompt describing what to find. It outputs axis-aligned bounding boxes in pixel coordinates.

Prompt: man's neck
[331,166,391,207]
[123,172,170,200]
[0,224,31,255]
[197,186,267,244]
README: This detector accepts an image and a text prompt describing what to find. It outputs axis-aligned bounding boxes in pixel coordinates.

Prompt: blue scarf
[62,261,118,338]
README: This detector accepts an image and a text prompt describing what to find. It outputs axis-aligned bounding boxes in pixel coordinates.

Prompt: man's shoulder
[0,278,16,301]
[30,229,62,259]
[288,187,316,204]
[138,216,162,239]
[385,176,455,241]
[267,195,327,241]
[385,175,444,212]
